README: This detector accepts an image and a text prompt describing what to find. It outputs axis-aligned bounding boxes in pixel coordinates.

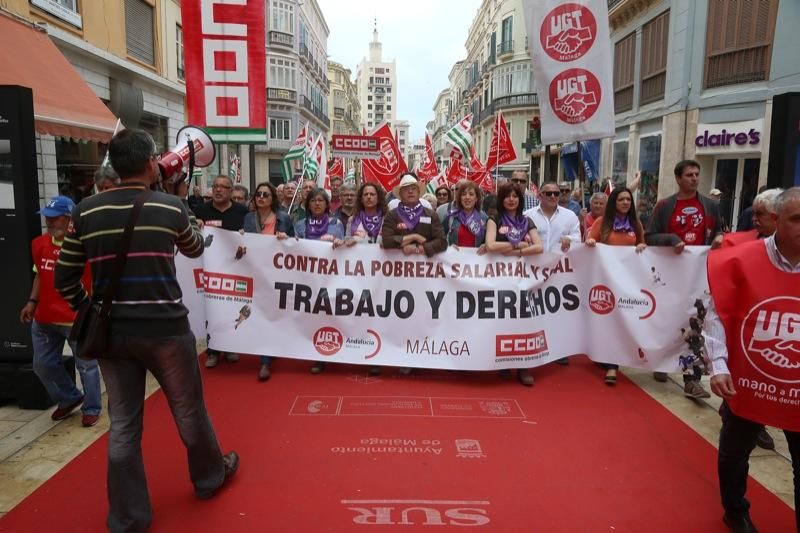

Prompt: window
[31,0,82,27]
[270,1,294,34]
[704,0,778,88]
[368,121,373,127]
[139,112,168,152]
[387,96,391,102]
[176,25,184,81]
[269,57,296,89]
[612,141,629,186]
[640,11,669,105]
[387,105,391,110]
[613,32,635,113]
[492,63,532,97]
[367,96,372,101]
[499,16,513,53]
[125,0,155,66]
[367,104,372,110]
[636,135,662,225]
[269,118,291,140]
[368,113,372,118]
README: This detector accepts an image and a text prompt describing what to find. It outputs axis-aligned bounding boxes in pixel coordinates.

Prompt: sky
[316,0,483,142]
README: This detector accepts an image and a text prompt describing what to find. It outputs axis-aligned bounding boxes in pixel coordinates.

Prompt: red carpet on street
[1,355,795,532]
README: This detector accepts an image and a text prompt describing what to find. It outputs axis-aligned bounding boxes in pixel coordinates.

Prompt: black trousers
[718,402,799,531]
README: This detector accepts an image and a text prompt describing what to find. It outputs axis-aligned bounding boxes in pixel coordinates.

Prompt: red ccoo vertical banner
[182,0,266,143]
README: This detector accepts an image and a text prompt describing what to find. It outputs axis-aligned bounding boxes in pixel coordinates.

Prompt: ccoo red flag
[417,132,440,182]
[328,157,344,178]
[485,112,517,171]
[362,123,408,192]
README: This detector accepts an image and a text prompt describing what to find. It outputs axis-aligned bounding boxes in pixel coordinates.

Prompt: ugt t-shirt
[192,201,248,231]
[668,196,706,245]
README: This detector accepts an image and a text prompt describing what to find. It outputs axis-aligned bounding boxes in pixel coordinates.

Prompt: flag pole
[576,140,586,209]
[494,113,501,193]
[287,163,308,215]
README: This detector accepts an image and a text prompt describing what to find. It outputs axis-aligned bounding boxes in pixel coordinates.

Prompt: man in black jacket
[645,159,724,398]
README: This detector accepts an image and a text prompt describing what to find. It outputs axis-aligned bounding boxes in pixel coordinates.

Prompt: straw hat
[392,173,425,197]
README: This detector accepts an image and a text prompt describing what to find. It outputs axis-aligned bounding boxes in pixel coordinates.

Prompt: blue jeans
[100,330,224,533]
[31,320,101,415]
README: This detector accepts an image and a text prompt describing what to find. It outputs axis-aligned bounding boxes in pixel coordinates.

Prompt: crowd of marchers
[19,129,799,533]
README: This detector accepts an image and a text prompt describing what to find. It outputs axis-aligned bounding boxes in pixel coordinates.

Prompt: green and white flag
[281,125,308,182]
[303,133,319,178]
[445,114,474,162]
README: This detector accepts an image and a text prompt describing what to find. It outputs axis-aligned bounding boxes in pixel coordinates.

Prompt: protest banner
[178,228,710,371]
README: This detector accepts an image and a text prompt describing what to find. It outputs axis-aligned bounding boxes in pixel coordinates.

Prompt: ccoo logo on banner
[181,0,267,143]
[523,0,614,144]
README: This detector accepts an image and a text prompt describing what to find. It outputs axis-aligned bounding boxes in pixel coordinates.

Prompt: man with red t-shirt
[646,160,724,398]
[19,196,101,426]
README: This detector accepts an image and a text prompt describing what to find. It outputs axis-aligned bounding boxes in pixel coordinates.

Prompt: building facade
[355,25,397,132]
[258,0,330,184]
[327,60,361,142]
[395,119,410,160]
[603,0,800,228]
[3,0,187,202]
[431,0,542,180]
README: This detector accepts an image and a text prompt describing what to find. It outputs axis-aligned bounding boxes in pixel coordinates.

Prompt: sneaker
[517,369,534,387]
[258,364,271,381]
[604,369,617,386]
[197,451,240,500]
[205,353,219,368]
[755,428,775,450]
[52,396,84,421]
[653,371,668,382]
[684,380,711,399]
[398,367,413,376]
[81,414,100,427]
[225,353,239,363]
[555,357,569,365]
[310,362,325,374]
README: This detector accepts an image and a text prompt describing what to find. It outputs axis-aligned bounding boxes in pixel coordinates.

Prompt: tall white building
[355,24,397,131]
[395,119,410,159]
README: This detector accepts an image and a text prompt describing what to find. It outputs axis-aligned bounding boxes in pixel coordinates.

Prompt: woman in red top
[443,181,488,252]
[585,187,646,384]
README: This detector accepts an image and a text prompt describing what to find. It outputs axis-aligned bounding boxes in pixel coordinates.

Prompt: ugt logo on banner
[182,0,267,143]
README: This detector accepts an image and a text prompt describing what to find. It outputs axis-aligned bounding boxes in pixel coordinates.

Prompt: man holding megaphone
[54,128,239,533]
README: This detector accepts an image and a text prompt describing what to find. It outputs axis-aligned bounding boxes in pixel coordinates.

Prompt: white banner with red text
[523,0,615,143]
[177,228,710,371]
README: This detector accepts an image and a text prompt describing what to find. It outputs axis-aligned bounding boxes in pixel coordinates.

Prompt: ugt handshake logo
[541,4,597,62]
[549,69,602,124]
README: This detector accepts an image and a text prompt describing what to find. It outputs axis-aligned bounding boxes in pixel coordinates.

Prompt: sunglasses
[542,191,560,197]
[255,191,272,199]
[511,179,527,184]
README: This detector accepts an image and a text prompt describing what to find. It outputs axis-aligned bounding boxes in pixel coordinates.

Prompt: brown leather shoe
[51,396,84,421]
[197,451,240,500]
[517,369,534,387]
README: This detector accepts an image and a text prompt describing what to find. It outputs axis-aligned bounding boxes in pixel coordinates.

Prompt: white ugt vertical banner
[522,0,615,144]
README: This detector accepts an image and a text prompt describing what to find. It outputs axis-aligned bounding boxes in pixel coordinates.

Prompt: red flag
[362,123,408,192]
[328,157,344,178]
[417,132,439,182]
[469,144,485,172]
[604,178,613,196]
[485,112,517,171]
[446,158,466,186]
[468,170,495,193]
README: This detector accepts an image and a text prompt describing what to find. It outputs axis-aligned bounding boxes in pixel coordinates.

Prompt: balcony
[497,40,514,57]
[334,107,345,118]
[495,92,538,111]
[705,45,770,89]
[301,95,330,127]
[268,31,293,48]
[267,87,297,104]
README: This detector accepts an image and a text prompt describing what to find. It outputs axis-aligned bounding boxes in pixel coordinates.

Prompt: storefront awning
[0,14,117,143]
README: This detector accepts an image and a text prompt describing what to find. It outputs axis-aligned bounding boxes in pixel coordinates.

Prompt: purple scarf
[351,210,384,239]
[451,208,485,241]
[305,214,330,240]
[396,202,424,231]
[612,214,634,233]
[501,212,529,246]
